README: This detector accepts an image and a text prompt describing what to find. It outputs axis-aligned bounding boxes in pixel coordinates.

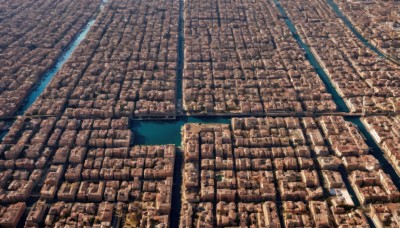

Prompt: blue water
[326,0,386,59]
[132,116,231,146]
[16,19,96,115]
[273,0,349,113]
[170,0,185,226]
[0,129,8,142]
[176,0,184,114]
[338,166,360,206]
[328,0,399,193]
[274,3,399,226]
[346,117,400,189]
[0,3,105,142]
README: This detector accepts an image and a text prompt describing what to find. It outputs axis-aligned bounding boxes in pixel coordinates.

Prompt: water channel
[0,1,107,142]
[273,0,400,181]
[1,0,399,226]
[347,117,400,188]
[175,0,184,114]
[273,0,349,113]
[136,1,400,226]
[16,21,96,115]
[323,0,400,189]
[273,2,400,226]
[326,0,386,59]
[132,116,230,146]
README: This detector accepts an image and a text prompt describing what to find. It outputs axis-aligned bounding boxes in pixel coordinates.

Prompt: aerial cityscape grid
[0,0,399,227]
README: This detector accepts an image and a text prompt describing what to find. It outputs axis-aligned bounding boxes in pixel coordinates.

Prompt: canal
[273,0,400,185]
[0,128,9,142]
[16,19,97,115]
[273,0,349,113]
[0,0,399,227]
[132,116,231,146]
[175,0,184,115]
[0,1,108,142]
[325,0,386,59]
[346,117,400,189]
[273,2,400,226]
